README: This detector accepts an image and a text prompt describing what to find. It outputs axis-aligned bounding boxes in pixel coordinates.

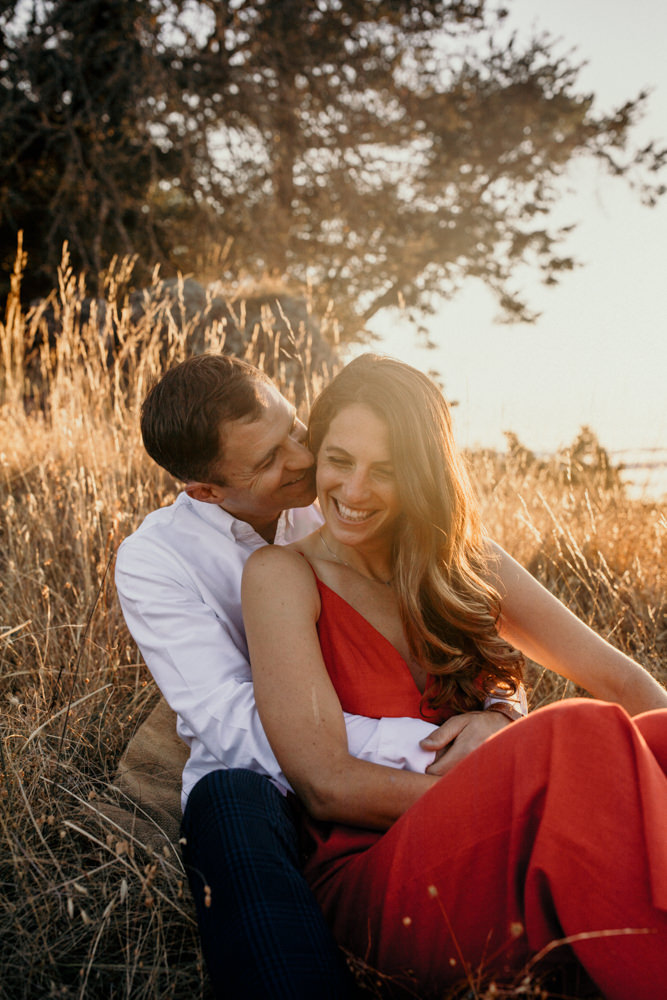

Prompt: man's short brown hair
[140,354,272,482]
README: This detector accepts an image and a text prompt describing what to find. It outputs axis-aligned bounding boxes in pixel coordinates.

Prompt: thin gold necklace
[319,530,393,587]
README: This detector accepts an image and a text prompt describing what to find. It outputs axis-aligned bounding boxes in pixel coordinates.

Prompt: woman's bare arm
[242,545,438,830]
[488,542,667,715]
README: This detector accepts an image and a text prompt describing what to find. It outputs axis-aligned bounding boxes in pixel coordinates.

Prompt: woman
[241,354,667,999]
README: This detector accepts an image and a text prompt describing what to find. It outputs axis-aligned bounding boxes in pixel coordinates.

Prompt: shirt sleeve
[115,536,438,792]
[345,715,438,772]
[115,536,290,781]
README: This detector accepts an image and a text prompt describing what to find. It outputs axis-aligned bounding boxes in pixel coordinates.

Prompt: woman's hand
[421,711,511,777]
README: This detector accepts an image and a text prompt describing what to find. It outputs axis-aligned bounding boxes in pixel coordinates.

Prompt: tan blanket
[100,695,188,849]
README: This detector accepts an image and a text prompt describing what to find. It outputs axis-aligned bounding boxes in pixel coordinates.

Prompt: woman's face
[316,403,401,549]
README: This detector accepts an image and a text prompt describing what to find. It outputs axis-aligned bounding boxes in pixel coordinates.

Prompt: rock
[26,277,338,404]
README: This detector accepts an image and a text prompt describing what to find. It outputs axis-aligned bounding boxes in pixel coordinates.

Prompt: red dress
[301,577,667,999]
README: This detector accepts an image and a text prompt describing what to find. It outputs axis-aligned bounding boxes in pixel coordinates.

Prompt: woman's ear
[184,481,228,504]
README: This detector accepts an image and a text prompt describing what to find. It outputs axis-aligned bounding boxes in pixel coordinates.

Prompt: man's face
[212,382,316,536]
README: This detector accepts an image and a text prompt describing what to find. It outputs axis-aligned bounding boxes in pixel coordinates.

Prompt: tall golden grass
[1,243,665,999]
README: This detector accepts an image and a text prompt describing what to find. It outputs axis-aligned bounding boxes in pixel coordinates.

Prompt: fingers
[426,743,468,777]
[423,712,510,776]
[419,714,470,751]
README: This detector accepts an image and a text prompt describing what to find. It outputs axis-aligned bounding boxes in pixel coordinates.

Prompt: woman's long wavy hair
[308,354,524,716]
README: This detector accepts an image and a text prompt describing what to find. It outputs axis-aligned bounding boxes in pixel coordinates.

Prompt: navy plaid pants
[181,768,353,999]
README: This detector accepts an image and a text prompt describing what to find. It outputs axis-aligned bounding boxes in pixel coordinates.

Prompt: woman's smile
[316,403,401,555]
[333,499,378,523]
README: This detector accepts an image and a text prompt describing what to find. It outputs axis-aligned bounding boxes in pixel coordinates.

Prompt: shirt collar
[274,508,294,545]
[182,491,288,546]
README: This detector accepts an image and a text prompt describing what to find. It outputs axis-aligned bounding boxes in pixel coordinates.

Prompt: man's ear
[184,481,228,504]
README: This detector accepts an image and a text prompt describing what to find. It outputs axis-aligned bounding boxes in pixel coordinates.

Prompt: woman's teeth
[335,500,373,522]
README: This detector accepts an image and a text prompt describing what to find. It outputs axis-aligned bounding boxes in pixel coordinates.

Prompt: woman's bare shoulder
[242,541,321,623]
[280,530,333,574]
[242,537,320,596]
[245,541,305,574]
[285,528,323,559]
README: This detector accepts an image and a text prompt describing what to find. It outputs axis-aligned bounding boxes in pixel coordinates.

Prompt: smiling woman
[241,353,667,999]
[316,403,400,583]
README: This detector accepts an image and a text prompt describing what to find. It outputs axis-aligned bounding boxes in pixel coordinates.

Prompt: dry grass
[471,435,667,706]
[1,245,665,999]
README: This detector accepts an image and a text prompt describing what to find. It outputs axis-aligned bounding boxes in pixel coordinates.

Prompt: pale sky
[350,0,667,487]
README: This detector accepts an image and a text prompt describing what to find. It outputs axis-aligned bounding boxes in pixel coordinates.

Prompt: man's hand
[421,711,511,777]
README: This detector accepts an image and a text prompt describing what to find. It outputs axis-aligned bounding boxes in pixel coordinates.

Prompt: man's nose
[286,436,314,468]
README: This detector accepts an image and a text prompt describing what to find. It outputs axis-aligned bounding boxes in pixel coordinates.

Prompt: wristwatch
[484,702,525,723]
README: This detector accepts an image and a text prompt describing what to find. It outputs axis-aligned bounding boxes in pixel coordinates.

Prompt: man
[115,354,525,999]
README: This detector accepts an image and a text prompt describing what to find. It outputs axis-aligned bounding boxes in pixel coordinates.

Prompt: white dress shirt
[115,492,438,807]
